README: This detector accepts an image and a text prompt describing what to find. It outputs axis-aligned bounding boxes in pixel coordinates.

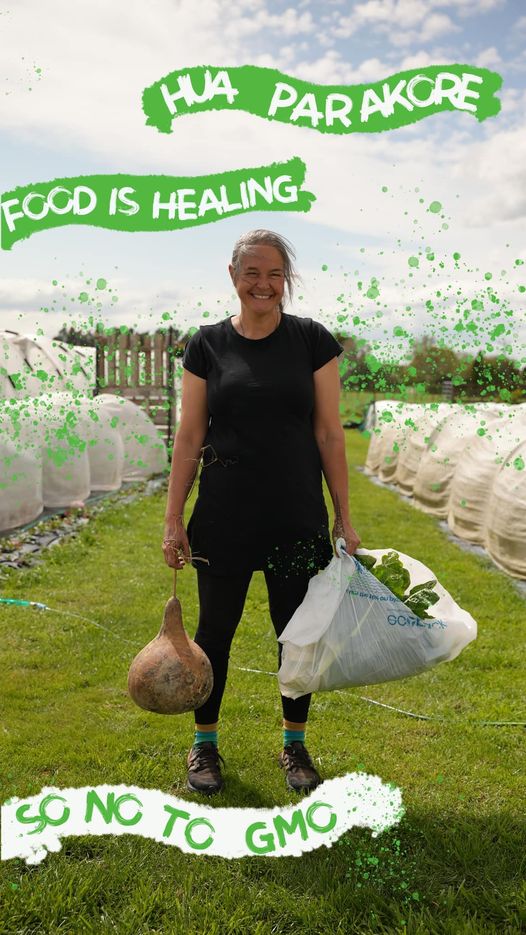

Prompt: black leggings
[192,567,315,725]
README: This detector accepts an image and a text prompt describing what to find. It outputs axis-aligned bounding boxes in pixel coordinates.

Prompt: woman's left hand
[331,516,361,556]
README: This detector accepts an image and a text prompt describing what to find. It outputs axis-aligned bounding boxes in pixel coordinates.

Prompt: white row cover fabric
[1,332,61,397]
[362,401,526,578]
[392,403,456,494]
[484,437,526,578]
[0,437,43,531]
[0,391,167,532]
[25,334,96,393]
[38,392,125,497]
[0,331,95,399]
[0,399,45,529]
[377,404,422,484]
[448,407,526,543]
[412,405,505,517]
[9,394,91,509]
[364,400,413,475]
[91,394,168,480]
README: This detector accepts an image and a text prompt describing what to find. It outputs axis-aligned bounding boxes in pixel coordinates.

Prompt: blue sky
[0,0,524,364]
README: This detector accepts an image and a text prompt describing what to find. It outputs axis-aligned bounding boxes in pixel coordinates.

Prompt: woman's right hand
[162,520,191,569]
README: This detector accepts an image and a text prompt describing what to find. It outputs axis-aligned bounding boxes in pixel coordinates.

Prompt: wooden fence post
[93,329,184,452]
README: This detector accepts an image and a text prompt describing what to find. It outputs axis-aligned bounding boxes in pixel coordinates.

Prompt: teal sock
[194,729,218,747]
[284,728,305,746]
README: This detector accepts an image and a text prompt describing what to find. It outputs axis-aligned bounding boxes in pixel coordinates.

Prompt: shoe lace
[283,742,314,772]
[190,743,225,773]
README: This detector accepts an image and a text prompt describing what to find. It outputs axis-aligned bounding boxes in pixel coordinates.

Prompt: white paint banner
[1,773,404,865]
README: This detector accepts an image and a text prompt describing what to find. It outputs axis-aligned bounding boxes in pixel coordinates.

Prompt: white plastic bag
[278,539,477,699]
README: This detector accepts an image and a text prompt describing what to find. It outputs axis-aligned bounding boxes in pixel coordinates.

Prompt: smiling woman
[162,228,361,797]
[229,234,288,335]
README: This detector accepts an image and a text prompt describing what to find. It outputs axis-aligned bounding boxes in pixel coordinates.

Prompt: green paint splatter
[428,200,442,213]
[513,456,524,471]
[408,256,419,268]
[365,354,381,373]
[366,278,380,300]
[490,324,506,339]
[96,277,107,290]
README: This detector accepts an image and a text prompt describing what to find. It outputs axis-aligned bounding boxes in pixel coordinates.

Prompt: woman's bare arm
[164,368,209,529]
[312,357,361,554]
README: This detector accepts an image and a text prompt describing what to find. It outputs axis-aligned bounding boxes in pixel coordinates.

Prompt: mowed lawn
[1,431,525,935]
[339,389,444,424]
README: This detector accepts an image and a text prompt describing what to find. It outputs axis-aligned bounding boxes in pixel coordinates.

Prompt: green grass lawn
[1,432,525,934]
[339,390,444,424]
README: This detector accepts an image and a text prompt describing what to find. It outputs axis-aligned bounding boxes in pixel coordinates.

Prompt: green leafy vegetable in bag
[354,551,440,619]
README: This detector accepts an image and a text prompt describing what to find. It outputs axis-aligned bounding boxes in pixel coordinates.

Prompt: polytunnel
[1,331,63,397]
[394,402,456,495]
[26,394,92,509]
[0,390,167,533]
[377,404,422,484]
[36,392,125,498]
[0,331,94,398]
[0,396,45,458]
[412,404,505,517]
[0,398,45,529]
[448,406,526,543]
[25,334,95,393]
[364,399,410,476]
[90,393,168,480]
[0,436,43,531]
[484,437,526,578]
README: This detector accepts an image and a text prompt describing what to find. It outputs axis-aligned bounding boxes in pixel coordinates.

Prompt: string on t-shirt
[200,444,239,468]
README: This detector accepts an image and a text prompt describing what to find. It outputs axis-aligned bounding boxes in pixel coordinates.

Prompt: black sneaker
[187,742,225,795]
[278,741,322,793]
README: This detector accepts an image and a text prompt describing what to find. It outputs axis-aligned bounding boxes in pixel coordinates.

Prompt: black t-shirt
[182,311,344,576]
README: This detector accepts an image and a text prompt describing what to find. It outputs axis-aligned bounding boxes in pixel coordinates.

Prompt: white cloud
[285,50,388,84]
[224,6,315,39]
[461,127,526,224]
[397,49,442,68]
[389,13,458,47]
[497,86,526,117]
[449,0,504,16]
[419,11,458,41]
[330,0,502,44]
[474,46,501,69]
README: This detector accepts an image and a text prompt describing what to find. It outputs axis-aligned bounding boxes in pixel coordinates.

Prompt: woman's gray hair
[231,229,300,311]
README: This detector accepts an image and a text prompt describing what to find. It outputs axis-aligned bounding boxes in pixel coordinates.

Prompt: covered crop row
[0,331,167,531]
[364,400,526,579]
[0,331,95,397]
[0,392,168,532]
[0,332,168,533]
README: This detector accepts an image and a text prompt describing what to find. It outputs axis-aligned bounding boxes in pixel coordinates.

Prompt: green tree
[466,353,524,399]
[335,333,372,390]
[406,335,460,391]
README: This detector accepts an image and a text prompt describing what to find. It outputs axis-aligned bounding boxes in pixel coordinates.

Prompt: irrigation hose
[231,671,526,728]
[1,598,524,728]
[0,596,139,645]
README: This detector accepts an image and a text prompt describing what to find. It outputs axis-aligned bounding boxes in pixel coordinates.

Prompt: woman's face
[229,245,285,315]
